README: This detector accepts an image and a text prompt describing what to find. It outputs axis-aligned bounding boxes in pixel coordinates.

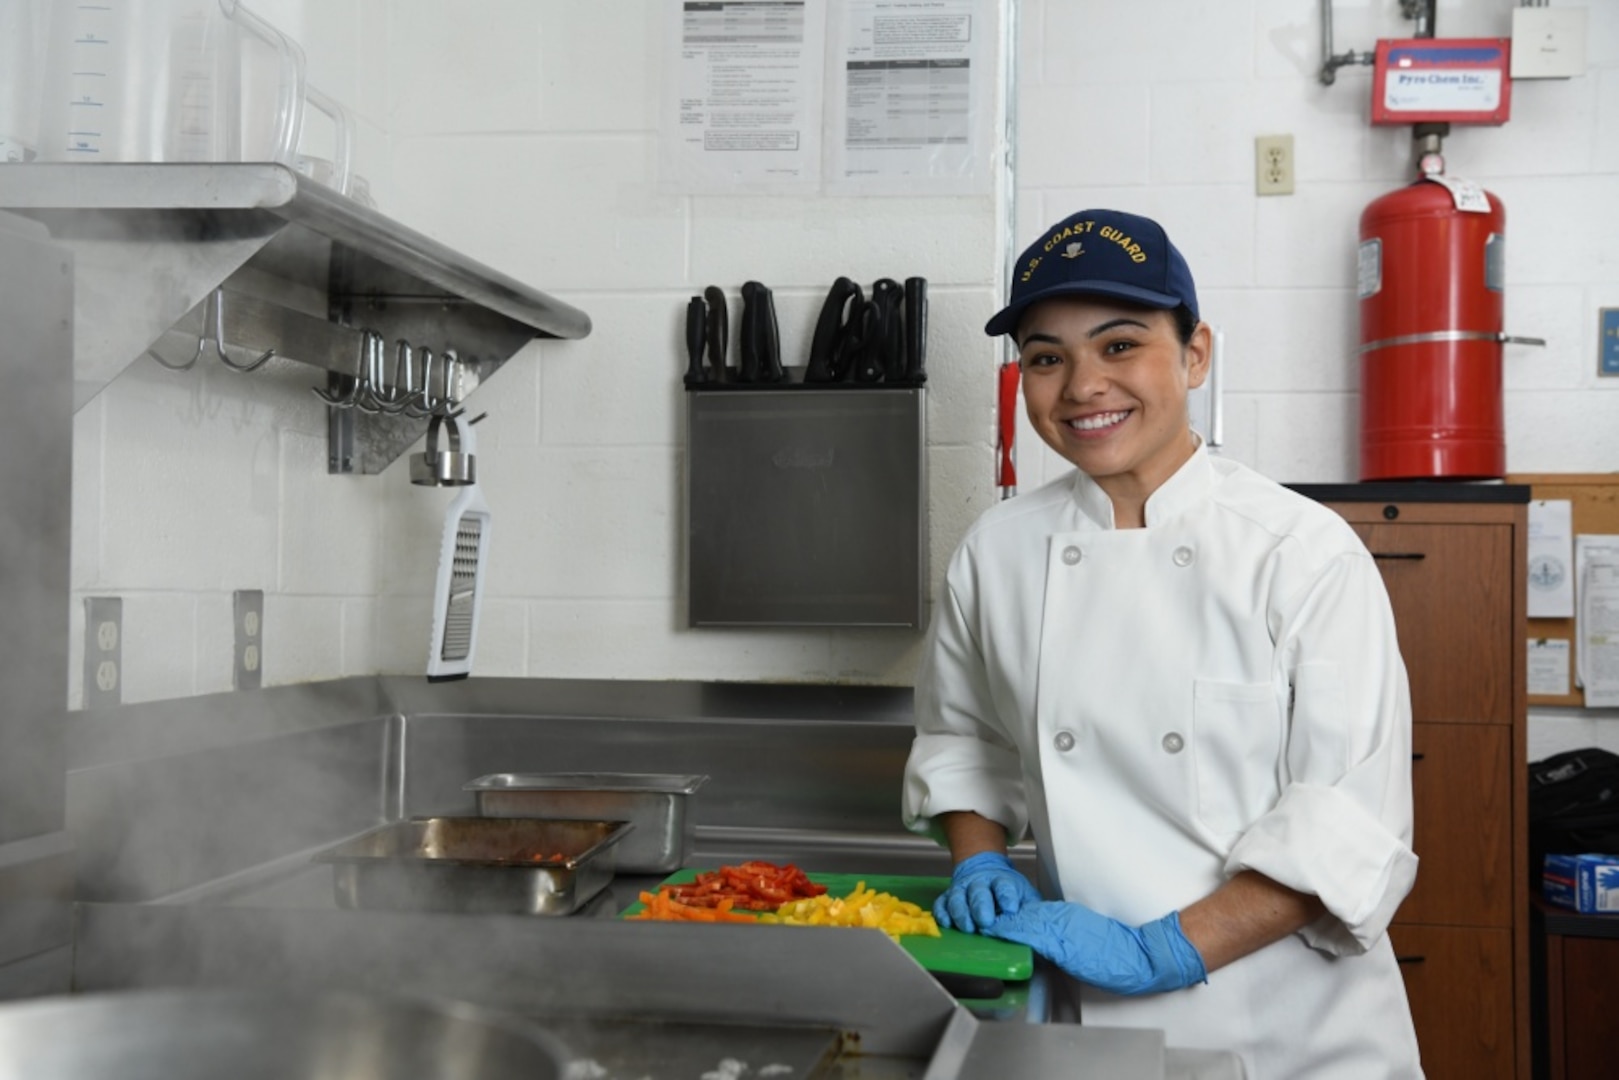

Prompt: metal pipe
[998,0,1019,498]
[1319,0,1335,82]
[1401,0,1437,38]
[1318,0,1374,86]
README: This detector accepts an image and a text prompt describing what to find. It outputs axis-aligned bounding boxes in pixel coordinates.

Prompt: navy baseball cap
[985,209,1199,337]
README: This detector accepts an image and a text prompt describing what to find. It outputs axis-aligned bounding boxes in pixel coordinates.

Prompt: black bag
[1528,748,1619,875]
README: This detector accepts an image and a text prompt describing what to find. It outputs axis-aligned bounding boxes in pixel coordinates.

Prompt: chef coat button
[1054,730,1076,752]
[1172,546,1195,567]
[1062,546,1083,566]
[1161,732,1185,754]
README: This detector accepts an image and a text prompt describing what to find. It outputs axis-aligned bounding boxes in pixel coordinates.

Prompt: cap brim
[984,281,1184,337]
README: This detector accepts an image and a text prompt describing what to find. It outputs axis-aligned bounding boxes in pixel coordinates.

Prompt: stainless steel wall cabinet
[686,388,927,628]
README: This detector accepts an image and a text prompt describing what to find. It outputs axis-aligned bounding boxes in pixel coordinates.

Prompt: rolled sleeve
[1225,783,1418,953]
[1226,547,1418,954]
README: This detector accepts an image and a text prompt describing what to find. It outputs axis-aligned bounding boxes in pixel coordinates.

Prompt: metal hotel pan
[314,816,632,916]
[0,988,569,1080]
[465,773,708,873]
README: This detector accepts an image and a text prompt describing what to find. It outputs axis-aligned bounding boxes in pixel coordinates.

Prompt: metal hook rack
[0,163,592,476]
[144,284,481,475]
[314,333,466,420]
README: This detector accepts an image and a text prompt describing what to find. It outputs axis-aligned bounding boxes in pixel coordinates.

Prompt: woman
[902,209,1423,1077]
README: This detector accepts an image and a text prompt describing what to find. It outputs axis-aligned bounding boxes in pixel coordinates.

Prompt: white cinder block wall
[67,0,1005,703]
[1012,0,1619,755]
[67,0,1619,755]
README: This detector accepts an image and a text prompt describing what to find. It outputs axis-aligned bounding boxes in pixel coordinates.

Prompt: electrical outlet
[1255,134,1295,196]
[234,590,264,690]
[83,596,122,709]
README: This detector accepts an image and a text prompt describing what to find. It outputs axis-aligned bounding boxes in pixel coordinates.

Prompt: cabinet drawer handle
[1395,954,1426,965]
[1372,552,1427,561]
[1411,752,1425,762]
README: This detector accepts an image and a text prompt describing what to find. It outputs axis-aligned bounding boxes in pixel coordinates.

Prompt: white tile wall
[65,0,1619,749]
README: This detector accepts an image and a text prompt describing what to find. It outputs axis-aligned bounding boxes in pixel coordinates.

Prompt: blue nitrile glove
[935,852,1044,934]
[987,901,1207,997]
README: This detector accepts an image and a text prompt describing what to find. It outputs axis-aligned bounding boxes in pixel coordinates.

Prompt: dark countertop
[1288,481,1531,504]
[1535,896,1619,939]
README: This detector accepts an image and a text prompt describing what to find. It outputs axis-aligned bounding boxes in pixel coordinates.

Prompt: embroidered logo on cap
[986,208,1198,336]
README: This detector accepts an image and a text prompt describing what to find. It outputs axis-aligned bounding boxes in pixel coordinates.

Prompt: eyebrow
[1018,317,1152,349]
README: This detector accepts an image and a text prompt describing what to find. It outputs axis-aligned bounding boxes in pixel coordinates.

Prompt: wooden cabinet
[1315,492,1530,1080]
[1537,908,1619,1079]
[1390,923,1517,1074]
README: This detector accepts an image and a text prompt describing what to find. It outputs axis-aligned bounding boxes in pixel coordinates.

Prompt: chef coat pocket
[1191,679,1282,837]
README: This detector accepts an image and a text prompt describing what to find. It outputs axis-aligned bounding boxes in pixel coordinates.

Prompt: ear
[1183,322,1213,390]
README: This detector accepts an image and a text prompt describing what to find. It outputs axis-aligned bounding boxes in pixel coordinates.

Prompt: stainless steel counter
[49,677,1246,1078]
[72,899,1241,1079]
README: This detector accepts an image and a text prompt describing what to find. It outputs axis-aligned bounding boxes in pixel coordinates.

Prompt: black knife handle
[739,281,762,383]
[869,278,905,383]
[806,277,857,383]
[853,291,886,384]
[904,276,928,384]
[831,283,866,382]
[682,295,707,388]
[756,284,784,383]
[703,286,728,382]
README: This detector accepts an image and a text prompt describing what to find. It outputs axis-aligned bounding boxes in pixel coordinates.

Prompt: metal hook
[206,289,277,373]
[402,346,436,418]
[427,349,463,417]
[351,331,387,414]
[147,289,274,373]
[146,341,200,372]
[368,339,415,413]
[312,329,372,407]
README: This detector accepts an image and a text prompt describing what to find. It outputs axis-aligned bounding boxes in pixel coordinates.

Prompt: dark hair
[1171,304,1197,345]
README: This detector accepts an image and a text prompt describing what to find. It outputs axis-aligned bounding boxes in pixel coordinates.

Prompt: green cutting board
[620,868,1033,982]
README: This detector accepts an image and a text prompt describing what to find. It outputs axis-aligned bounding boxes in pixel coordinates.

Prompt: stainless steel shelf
[0,163,592,473]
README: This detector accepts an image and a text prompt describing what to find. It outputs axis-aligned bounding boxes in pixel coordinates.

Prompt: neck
[1098,429,1200,529]
[1110,500,1147,529]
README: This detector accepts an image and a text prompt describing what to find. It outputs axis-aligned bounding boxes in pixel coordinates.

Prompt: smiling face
[1017,296,1211,526]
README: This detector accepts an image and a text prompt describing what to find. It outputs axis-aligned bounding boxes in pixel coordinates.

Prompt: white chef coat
[903,443,1423,1079]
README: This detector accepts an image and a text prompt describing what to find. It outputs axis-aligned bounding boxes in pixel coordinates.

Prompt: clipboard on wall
[1505,473,1619,706]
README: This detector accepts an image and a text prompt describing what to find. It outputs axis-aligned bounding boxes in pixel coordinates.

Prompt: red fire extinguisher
[1357,144,1538,481]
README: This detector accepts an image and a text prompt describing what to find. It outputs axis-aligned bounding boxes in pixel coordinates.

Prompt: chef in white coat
[902,209,1423,1078]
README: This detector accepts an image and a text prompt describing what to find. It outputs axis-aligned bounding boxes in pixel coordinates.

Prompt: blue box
[1543,853,1619,913]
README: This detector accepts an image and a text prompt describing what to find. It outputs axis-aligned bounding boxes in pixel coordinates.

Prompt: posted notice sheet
[1529,499,1575,618]
[825,0,993,194]
[663,1,825,193]
[1576,535,1619,707]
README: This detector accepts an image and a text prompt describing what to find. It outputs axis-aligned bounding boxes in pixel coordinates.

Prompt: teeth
[1069,410,1129,431]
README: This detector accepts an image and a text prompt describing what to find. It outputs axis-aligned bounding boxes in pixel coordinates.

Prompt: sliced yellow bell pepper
[757,881,941,940]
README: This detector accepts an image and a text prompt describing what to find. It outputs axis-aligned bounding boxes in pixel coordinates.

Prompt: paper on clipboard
[1575,535,1619,707]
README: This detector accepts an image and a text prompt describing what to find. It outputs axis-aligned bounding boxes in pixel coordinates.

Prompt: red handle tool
[997,361,1020,494]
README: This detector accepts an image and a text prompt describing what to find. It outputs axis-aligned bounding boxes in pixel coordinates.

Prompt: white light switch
[1511,7,1587,80]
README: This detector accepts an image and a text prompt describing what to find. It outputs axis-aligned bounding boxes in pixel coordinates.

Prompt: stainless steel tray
[465,773,707,874]
[0,988,570,1080]
[313,817,632,916]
